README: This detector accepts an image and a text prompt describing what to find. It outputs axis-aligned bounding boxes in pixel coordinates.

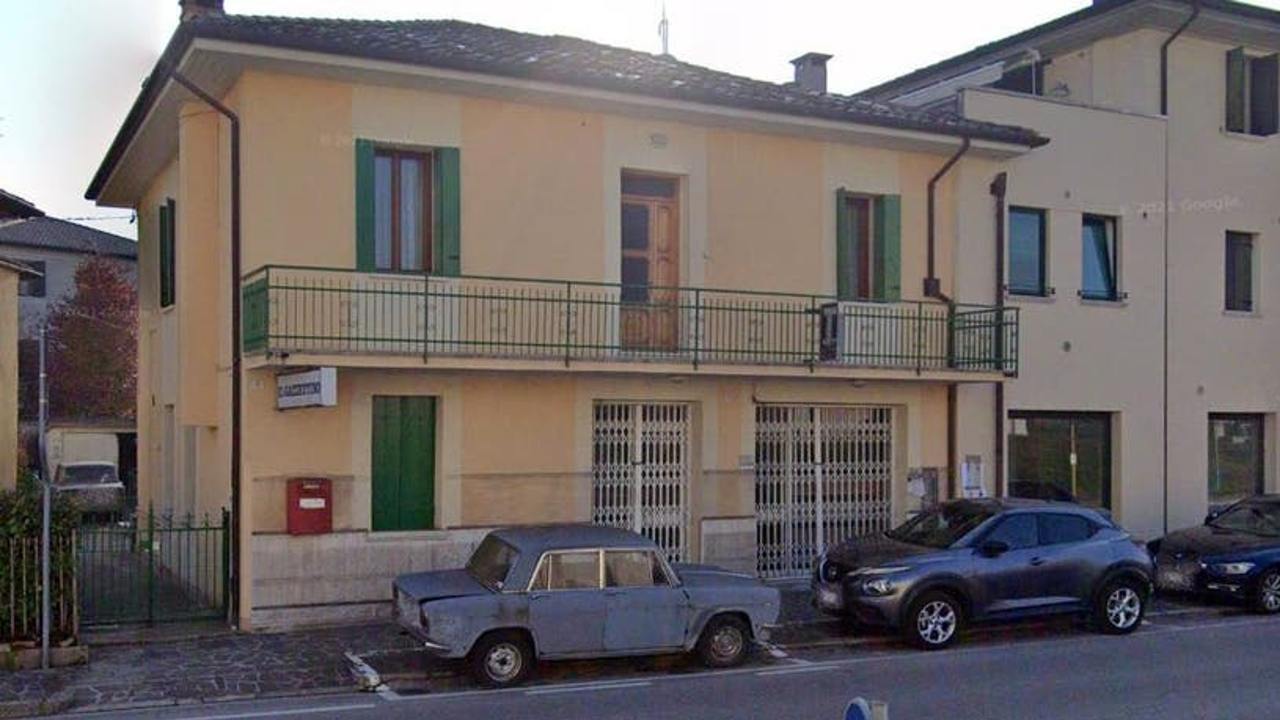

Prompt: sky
[3,0,1276,242]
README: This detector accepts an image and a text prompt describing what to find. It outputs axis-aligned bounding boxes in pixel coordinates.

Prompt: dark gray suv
[812,498,1153,649]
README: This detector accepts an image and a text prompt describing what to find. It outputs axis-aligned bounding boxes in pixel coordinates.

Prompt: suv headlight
[1211,562,1255,576]
[862,578,895,596]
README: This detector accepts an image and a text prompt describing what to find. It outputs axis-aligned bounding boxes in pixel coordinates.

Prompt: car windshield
[1210,503,1280,537]
[56,465,118,486]
[466,535,520,590]
[886,504,995,549]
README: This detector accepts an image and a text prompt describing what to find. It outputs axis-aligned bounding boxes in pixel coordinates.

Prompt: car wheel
[696,615,751,668]
[1094,578,1145,635]
[1253,569,1280,614]
[469,631,533,688]
[906,591,963,650]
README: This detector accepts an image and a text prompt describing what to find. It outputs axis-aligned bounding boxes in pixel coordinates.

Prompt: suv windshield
[56,465,118,486]
[886,504,995,549]
[1210,503,1280,537]
[466,535,520,590]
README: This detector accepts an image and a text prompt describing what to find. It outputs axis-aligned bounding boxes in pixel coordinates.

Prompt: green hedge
[0,473,80,643]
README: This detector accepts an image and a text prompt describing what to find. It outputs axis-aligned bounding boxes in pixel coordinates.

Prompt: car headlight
[1211,562,1255,576]
[862,578,895,596]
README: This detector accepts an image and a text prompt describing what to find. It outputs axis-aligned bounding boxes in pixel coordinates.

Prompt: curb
[0,691,72,719]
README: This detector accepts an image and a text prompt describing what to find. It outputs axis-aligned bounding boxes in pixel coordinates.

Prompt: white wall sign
[277,367,337,410]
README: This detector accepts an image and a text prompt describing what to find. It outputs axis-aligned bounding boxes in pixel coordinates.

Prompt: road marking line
[375,685,402,701]
[526,680,652,696]
[757,665,840,677]
[178,703,380,720]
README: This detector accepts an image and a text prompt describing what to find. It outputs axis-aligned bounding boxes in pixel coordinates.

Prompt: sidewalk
[0,587,1226,717]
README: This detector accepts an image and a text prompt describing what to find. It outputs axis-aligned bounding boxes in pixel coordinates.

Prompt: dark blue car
[1150,495,1280,614]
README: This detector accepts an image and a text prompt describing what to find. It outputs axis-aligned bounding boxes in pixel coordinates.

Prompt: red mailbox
[286,477,332,535]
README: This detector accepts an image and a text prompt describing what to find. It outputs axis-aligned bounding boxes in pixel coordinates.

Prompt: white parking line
[756,665,840,677]
[526,680,652,696]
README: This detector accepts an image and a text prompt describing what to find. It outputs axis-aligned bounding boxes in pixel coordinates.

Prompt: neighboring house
[0,195,138,339]
[860,0,1280,534]
[0,257,40,490]
[88,0,1041,630]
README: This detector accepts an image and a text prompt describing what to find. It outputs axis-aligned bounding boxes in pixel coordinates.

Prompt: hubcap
[916,600,957,645]
[1106,587,1141,629]
[485,643,522,682]
[1262,574,1280,612]
[711,625,744,661]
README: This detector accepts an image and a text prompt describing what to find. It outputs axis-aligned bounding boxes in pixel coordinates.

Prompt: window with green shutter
[1226,47,1279,136]
[835,189,900,301]
[371,395,437,532]
[159,198,176,308]
[355,140,461,275]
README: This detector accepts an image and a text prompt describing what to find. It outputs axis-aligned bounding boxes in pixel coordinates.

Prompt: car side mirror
[979,540,1010,558]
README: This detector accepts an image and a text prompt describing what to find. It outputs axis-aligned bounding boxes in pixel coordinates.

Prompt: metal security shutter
[755,405,894,579]
[592,402,691,562]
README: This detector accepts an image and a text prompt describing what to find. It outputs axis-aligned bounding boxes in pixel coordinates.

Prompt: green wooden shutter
[371,397,402,532]
[355,139,376,271]
[398,397,436,530]
[835,189,854,300]
[1251,54,1279,136]
[159,199,175,307]
[874,194,901,301]
[1227,47,1248,133]
[371,396,436,532]
[433,147,461,276]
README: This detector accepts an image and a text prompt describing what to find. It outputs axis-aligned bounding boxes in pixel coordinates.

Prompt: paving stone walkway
[0,622,416,716]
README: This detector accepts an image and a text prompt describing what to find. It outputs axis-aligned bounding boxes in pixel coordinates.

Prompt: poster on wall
[961,455,985,498]
[276,367,337,410]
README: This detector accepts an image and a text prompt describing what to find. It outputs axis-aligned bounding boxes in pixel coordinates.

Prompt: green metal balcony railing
[241,265,1019,375]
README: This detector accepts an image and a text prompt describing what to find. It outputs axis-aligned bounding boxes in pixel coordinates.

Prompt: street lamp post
[38,323,50,670]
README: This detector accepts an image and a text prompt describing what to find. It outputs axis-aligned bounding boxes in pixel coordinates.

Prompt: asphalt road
[62,610,1280,720]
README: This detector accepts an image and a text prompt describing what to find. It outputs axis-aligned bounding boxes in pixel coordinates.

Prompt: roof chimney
[791,52,833,94]
[180,0,224,21]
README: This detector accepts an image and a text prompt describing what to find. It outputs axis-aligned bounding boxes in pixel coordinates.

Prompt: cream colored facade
[934,16,1280,538]
[101,39,1029,628]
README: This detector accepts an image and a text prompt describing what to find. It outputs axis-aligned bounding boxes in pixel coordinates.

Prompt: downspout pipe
[167,69,242,625]
[990,172,1009,498]
[1159,2,1196,534]
[925,137,971,303]
[925,137,970,498]
[1160,1,1200,116]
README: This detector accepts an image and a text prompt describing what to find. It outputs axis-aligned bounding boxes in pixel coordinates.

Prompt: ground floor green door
[372,396,436,531]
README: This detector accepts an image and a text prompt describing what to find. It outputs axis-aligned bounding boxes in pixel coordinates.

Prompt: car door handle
[1029,557,1046,566]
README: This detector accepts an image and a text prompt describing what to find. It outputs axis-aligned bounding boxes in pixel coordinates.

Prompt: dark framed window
[983,514,1038,550]
[1226,48,1279,137]
[1208,413,1265,505]
[1225,231,1254,312]
[373,148,434,272]
[1081,214,1118,301]
[1038,513,1095,545]
[17,261,45,298]
[1009,411,1112,509]
[1008,207,1047,296]
[159,198,176,308]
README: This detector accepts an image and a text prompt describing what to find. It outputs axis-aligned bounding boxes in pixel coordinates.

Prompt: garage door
[755,405,894,578]
[592,402,691,562]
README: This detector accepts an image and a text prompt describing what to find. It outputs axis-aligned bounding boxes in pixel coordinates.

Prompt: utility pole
[38,323,50,670]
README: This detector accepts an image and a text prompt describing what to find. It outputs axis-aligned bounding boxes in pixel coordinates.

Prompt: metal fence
[78,508,229,626]
[242,265,1019,374]
[0,533,77,644]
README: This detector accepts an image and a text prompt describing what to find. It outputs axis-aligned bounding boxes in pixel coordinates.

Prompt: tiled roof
[88,15,1048,200]
[0,217,137,260]
[0,189,43,219]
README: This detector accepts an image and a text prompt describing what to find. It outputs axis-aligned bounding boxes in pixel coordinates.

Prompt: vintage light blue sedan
[393,524,780,687]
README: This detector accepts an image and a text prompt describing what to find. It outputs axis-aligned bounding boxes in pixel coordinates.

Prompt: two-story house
[87,0,1036,629]
[861,0,1280,536]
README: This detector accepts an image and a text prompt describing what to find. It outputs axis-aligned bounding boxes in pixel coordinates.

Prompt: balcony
[241,266,1018,377]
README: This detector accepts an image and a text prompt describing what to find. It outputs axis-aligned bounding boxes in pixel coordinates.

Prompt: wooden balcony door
[621,172,680,351]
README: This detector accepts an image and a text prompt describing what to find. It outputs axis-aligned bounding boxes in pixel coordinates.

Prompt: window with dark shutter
[159,198,176,308]
[355,140,461,275]
[1225,231,1254,312]
[1225,48,1279,137]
